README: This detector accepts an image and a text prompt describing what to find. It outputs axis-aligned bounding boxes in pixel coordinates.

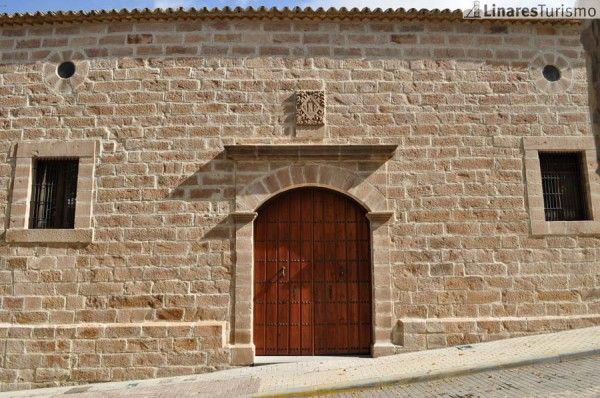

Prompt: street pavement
[330,354,600,397]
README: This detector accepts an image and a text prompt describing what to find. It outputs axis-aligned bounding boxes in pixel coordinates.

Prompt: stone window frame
[6,140,97,243]
[225,144,398,365]
[524,136,600,236]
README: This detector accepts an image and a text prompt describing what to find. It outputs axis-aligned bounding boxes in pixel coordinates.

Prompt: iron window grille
[29,159,79,229]
[539,152,589,222]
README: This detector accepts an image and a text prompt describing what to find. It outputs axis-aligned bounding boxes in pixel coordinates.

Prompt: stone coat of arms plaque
[296,91,325,126]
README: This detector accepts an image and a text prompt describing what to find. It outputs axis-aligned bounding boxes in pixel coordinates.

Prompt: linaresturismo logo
[464,1,599,18]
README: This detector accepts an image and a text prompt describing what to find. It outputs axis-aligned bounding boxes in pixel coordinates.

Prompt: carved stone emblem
[296,91,325,126]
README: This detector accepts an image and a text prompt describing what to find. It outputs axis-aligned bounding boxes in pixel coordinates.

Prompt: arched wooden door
[254,187,372,356]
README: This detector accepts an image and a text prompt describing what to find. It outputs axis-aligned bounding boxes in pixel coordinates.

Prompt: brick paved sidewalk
[331,355,600,397]
[2,326,599,398]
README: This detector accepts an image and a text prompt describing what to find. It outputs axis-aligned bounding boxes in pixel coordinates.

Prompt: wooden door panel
[254,187,371,356]
[288,193,302,354]
[264,203,278,355]
[254,206,266,354]
[299,189,313,355]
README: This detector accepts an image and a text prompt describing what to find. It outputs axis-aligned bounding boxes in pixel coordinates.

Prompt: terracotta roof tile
[0,6,580,26]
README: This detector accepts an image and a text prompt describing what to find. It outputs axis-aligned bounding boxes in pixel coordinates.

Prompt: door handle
[279,266,286,279]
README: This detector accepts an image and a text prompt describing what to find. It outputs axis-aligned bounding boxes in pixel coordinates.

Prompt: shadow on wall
[582,21,600,183]
[283,93,295,137]
[166,148,236,272]
[0,144,17,240]
[137,150,239,323]
[165,151,236,323]
[169,151,234,205]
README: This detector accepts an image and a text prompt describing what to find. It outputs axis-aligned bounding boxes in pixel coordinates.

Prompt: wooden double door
[253,187,372,356]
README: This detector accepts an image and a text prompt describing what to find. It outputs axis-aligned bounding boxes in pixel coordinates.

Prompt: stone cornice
[0,7,582,27]
[225,144,397,161]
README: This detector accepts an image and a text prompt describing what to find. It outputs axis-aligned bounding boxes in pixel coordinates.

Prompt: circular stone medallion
[529,52,573,94]
[43,51,89,94]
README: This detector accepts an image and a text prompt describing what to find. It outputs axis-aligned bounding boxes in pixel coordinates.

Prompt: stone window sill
[5,228,94,243]
[531,221,600,236]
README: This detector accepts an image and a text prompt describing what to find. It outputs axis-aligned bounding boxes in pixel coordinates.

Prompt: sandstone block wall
[0,321,227,386]
[0,14,599,390]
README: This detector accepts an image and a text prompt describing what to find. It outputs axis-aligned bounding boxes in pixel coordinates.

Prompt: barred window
[539,152,589,222]
[29,159,79,229]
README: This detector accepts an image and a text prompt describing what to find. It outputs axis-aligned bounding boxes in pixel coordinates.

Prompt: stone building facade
[0,8,599,391]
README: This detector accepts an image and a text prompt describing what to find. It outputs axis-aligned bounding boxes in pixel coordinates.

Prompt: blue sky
[1,0,578,14]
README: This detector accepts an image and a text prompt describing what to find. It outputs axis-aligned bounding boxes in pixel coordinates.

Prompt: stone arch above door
[229,161,396,365]
[236,163,389,213]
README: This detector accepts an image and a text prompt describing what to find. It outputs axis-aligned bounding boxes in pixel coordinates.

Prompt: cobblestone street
[331,355,600,398]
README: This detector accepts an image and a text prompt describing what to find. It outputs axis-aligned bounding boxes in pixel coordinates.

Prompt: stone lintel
[17,140,97,158]
[523,136,596,151]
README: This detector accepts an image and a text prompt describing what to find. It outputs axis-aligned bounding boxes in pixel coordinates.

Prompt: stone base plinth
[230,343,255,365]
[397,315,600,351]
[371,342,399,357]
[0,321,228,392]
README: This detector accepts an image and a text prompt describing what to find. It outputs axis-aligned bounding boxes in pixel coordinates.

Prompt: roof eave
[0,7,583,26]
